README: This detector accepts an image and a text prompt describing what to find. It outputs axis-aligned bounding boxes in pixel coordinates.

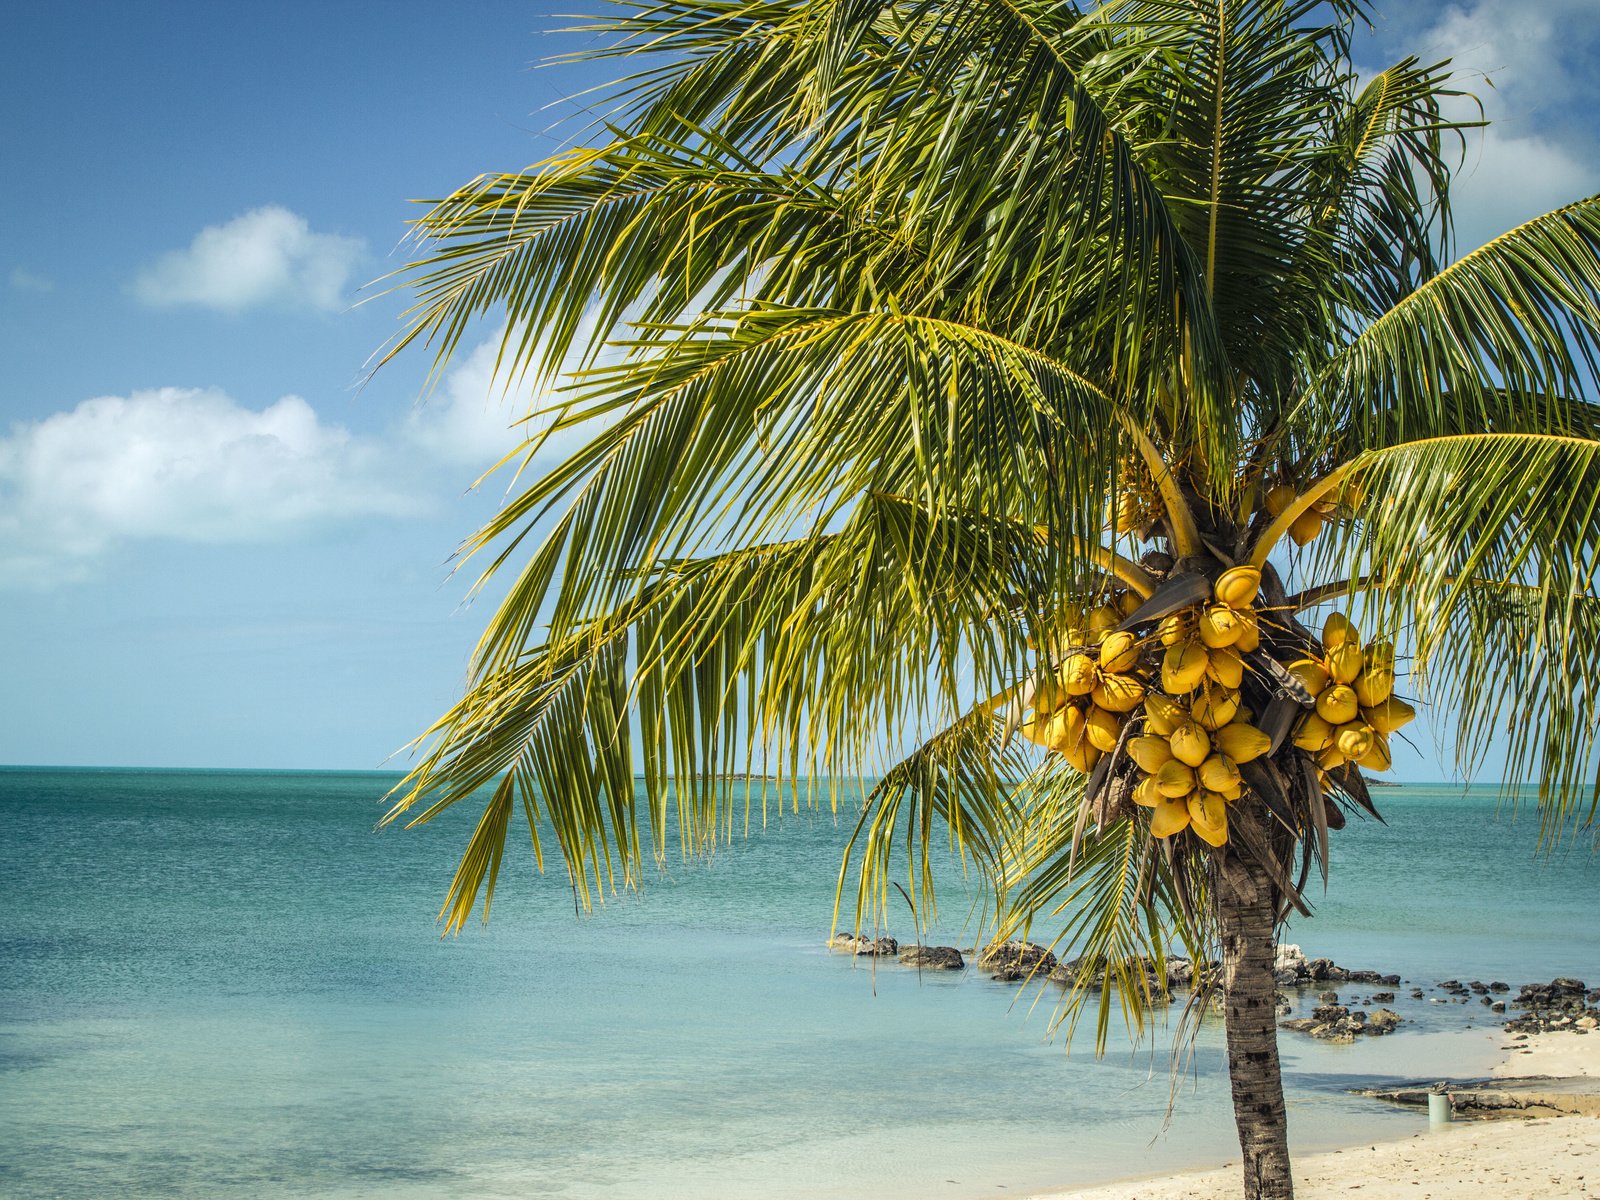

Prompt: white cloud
[131,206,365,314]
[9,267,54,293]
[1410,1,1600,252]
[0,387,419,587]
[402,325,609,474]
[402,335,531,469]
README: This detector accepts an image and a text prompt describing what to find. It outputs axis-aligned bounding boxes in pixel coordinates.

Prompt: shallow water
[0,770,1593,1198]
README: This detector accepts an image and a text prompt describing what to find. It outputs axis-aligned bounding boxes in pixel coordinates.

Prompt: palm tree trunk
[1217,850,1294,1200]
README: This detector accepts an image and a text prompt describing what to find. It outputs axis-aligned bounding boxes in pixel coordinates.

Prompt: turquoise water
[1,770,1595,1199]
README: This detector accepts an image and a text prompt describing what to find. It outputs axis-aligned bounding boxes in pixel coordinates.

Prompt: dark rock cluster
[1049,955,1189,995]
[828,934,969,968]
[1504,977,1600,1034]
[1271,945,1398,990]
[824,937,1598,1051]
[1280,1004,1402,1043]
[899,944,965,969]
[827,933,899,956]
[979,940,1058,981]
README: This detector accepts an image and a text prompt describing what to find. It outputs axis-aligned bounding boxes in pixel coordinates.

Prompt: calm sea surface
[2,769,1596,1199]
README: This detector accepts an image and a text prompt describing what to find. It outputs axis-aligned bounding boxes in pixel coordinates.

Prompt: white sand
[1027,1033,1600,1200]
[1492,1030,1600,1079]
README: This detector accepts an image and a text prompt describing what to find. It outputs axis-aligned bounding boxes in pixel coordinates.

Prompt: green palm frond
[993,766,1210,1050]
[1290,197,1600,462]
[838,703,1027,939]
[386,491,1065,928]
[455,306,1125,683]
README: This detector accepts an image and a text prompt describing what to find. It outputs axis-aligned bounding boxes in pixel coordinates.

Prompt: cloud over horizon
[0,387,419,587]
[131,207,365,314]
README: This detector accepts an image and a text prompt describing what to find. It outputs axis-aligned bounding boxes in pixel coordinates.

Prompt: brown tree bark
[1217,848,1295,1200]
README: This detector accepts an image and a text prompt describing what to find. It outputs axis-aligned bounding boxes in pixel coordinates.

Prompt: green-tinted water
[1,770,1593,1198]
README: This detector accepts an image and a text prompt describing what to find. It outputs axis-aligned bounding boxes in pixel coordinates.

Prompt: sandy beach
[1029,1032,1600,1200]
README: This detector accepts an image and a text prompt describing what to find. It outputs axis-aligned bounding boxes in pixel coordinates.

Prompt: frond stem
[1126,422,1203,559]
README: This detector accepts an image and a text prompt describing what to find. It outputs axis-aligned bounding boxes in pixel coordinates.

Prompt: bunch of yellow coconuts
[1022,566,1276,848]
[1019,562,1415,849]
[1128,566,1272,847]
[1021,593,1147,774]
[1288,613,1415,774]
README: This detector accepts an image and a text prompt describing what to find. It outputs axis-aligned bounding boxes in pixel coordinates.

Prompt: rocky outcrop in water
[977,940,1057,981]
[1504,978,1600,1034]
[1270,944,1399,989]
[828,933,898,956]
[898,945,964,969]
[1280,1004,1402,1042]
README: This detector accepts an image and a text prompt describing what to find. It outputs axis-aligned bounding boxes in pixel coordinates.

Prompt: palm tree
[378,4,1600,1198]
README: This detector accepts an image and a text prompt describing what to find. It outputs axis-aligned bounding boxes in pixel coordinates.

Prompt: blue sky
[2,2,1597,774]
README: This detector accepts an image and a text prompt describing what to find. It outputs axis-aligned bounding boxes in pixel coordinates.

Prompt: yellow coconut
[1059,654,1098,696]
[1019,708,1060,748]
[1206,645,1245,689]
[1197,604,1243,649]
[1098,630,1140,674]
[1327,641,1365,685]
[1128,735,1174,774]
[1132,776,1163,807]
[1087,605,1120,640]
[1187,791,1229,847]
[1335,722,1375,761]
[1289,509,1324,546]
[1288,658,1331,696]
[1322,611,1357,649]
[1031,675,1066,715]
[1162,640,1210,694]
[1114,493,1144,534]
[1215,566,1263,609]
[1169,722,1212,768]
[1220,781,1244,802]
[1198,754,1241,793]
[1150,796,1192,838]
[1213,721,1271,763]
[1158,611,1196,648]
[1117,590,1144,619]
[1155,759,1198,798]
[1315,684,1360,726]
[1092,673,1145,714]
[1060,739,1101,773]
[1360,733,1393,771]
[1084,706,1121,753]
[1049,704,1088,751]
[1317,743,1348,771]
[1144,693,1185,736]
[1191,687,1241,731]
[1265,483,1297,517]
[1363,695,1416,735]
[1365,640,1397,669]
[1353,666,1394,708]
[1292,712,1335,751]
[1233,608,1262,653]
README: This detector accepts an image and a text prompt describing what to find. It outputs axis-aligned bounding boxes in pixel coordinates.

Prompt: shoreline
[1024,1030,1600,1200]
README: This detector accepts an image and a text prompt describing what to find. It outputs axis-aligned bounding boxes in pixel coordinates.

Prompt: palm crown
[380,4,1600,1197]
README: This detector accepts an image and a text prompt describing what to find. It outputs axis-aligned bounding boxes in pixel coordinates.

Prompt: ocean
[2,768,1596,1199]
